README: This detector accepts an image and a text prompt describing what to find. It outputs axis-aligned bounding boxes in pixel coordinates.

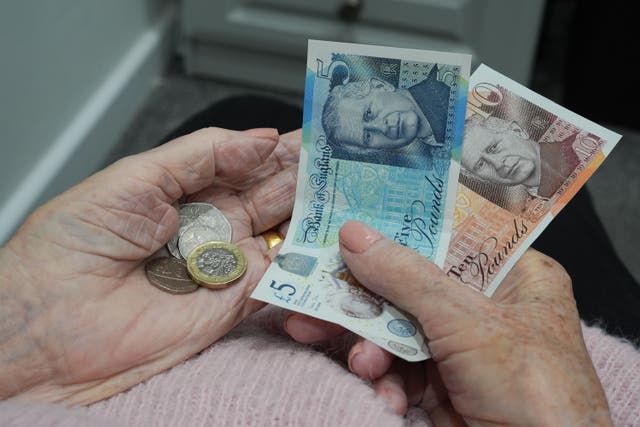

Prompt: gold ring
[261,230,284,249]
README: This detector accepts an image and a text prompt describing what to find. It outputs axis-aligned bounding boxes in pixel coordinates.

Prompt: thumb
[339,221,490,339]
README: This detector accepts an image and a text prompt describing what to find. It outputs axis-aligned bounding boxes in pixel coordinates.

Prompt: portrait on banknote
[318,53,460,170]
[461,82,604,220]
[320,260,385,319]
[323,279,385,320]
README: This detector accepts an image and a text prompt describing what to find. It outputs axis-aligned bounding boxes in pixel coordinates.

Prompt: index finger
[125,127,279,200]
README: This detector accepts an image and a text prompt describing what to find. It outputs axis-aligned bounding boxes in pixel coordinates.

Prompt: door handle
[338,0,363,22]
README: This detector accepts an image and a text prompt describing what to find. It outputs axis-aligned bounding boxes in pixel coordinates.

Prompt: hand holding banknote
[286,221,613,426]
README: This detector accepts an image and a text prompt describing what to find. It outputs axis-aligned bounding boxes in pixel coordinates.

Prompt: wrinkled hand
[0,128,300,405]
[286,221,613,426]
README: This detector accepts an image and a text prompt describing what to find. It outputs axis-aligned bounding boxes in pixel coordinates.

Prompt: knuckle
[193,126,224,137]
[535,252,572,287]
[521,250,571,281]
[517,250,574,298]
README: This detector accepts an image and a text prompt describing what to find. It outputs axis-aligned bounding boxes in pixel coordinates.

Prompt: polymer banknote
[252,40,471,361]
[444,65,622,296]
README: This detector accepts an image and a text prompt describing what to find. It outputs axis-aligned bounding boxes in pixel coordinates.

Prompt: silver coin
[166,202,232,260]
[178,224,229,259]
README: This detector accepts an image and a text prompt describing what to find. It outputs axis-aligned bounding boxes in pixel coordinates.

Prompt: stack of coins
[144,202,247,294]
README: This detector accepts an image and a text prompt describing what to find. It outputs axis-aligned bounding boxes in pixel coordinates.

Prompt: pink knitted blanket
[2,307,639,426]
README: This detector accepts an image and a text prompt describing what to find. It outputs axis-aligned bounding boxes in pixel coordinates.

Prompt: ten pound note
[252,40,471,361]
[444,65,622,296]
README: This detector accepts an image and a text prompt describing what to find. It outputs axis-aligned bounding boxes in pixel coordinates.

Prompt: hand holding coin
[0,127,301,404]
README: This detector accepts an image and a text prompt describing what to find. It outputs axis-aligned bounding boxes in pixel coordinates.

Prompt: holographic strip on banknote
[252,40,471,361]
[444,64,622,296]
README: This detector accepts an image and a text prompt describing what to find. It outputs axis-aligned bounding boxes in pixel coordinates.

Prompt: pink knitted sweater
[2,306,639,426]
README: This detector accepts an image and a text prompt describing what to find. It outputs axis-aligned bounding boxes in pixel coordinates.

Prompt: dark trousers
[162,95,640,342]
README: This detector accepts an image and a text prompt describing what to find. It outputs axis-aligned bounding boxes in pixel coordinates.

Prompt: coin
[167,202,232,260]
[178,224,229,259]
[186,241,247,288]
[144,257,200,294]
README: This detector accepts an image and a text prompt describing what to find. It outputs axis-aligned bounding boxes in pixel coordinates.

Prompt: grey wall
[0,0,176,243]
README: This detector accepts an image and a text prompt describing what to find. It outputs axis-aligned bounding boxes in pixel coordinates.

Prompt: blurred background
[1,0,637,281]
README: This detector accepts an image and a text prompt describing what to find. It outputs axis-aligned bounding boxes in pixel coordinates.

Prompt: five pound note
[252,40,471,361]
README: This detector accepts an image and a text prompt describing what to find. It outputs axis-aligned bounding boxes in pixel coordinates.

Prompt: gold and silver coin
[167,203,232,260]
[144,256,199,294]
[186,241,247,288]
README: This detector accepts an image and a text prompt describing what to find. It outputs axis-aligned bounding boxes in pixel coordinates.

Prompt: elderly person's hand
[0,128,299,405]
[286,221,613,426]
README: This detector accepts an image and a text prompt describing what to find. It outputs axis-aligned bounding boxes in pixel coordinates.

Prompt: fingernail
[348,344,364,374]
[283,313,296,335]
[243,128,279,141]
[340,221,384,254]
